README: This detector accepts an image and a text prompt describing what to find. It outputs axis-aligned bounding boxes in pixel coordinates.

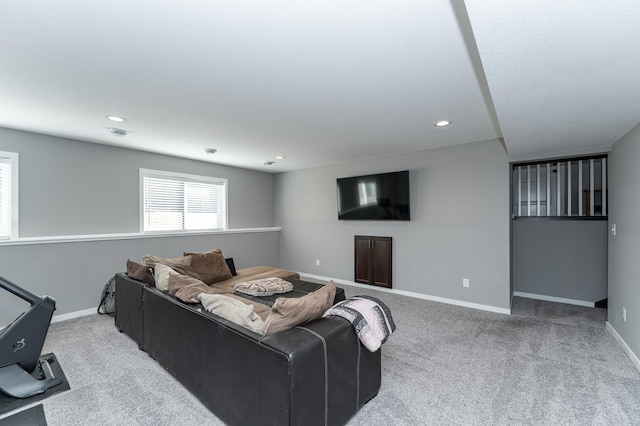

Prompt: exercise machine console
[0,276,63,398]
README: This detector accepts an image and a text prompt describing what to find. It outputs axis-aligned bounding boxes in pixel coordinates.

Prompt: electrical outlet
[316,259,320,266]
[463,278,470,288]
[623,307,627,322]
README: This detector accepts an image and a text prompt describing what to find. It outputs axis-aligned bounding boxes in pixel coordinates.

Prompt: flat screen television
[336,170,410,220]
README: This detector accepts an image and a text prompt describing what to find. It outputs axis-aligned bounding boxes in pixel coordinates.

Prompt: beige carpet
[4,284,639,425]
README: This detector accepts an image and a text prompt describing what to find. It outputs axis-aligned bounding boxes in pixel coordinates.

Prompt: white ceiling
[1,0,638,172]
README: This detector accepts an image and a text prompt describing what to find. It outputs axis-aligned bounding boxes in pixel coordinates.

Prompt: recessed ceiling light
[263,161,275,166]
[434,120,451,127]
[204,148,217,154]
[108,128,127,137]
[275,156,285,160]
[106,115,127,122]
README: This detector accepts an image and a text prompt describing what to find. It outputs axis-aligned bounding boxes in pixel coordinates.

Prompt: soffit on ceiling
[1,1,637,172]
[0,1,498,172]
[465,0,640,162]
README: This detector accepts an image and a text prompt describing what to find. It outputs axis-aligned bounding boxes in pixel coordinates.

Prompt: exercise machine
[0,276,63,398]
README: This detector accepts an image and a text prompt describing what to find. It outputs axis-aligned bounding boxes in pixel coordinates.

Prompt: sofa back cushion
[184,249,233,285]
[225,257,237,276]
[143,254,192,266]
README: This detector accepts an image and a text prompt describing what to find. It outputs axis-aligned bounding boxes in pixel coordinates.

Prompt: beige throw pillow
[183,249,233,285]
[154,263,181,292]
[261,281,336,335]
[166,264,201,280]
[126,259,155,285]
[199,294,264,334]
[143,254,192,266]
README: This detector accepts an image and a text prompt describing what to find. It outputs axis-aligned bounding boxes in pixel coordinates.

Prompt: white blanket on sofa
[322,295,396,352]
[199,293,264,333]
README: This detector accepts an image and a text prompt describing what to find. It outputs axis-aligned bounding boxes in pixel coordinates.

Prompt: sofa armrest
[261,318,381,425]
[114,272,146,350]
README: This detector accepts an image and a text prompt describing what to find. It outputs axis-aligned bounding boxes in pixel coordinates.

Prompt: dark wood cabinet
[354,235,392,288]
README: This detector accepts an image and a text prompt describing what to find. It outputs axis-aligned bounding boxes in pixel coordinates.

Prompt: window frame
[139,168,228,234]
[0,151,19,241]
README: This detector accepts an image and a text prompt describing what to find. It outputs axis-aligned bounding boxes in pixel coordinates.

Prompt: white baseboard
[300,273,511,315]
[606,322,640,373]
[52,307,98,323]
[513,291,595,308]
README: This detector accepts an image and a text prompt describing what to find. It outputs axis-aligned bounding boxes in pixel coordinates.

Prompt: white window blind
[141,169,227,233]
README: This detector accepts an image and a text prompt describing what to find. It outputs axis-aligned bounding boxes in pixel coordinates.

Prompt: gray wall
[0,232,279,318]
[0,127,274,236]
[0,127,279,316]
[608,120,640,358]
[512,220,608,303]
[275,139,511,310]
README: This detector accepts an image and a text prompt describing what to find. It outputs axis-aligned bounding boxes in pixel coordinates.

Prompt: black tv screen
[337,170,410,220]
